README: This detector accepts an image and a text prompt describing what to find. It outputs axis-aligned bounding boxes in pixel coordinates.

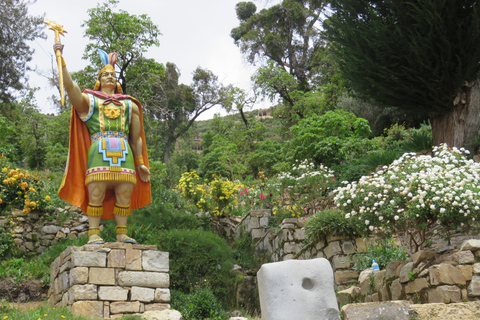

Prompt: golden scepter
[45,19,67,106]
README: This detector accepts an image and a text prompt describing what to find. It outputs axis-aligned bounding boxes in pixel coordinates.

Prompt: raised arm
[129,101,151,183]
[54,42,90,117]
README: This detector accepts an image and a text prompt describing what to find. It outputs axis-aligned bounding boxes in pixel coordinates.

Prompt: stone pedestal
[48,243,170,319]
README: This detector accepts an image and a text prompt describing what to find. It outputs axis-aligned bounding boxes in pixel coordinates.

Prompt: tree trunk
[430,84,480,150]
[163,136,176,163]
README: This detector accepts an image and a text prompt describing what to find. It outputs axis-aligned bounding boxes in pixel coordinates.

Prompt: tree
[231,0,338,121]
[80,0,160,93]
[325,0,480,148]
[158,65,231,162]
[0,0,45,102]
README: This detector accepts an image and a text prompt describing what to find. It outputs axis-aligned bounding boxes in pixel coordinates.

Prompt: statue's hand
[137,164,151,183]
[53,41,64,54]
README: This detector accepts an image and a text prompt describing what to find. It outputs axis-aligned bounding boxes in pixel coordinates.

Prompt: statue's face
[99,71,116,89]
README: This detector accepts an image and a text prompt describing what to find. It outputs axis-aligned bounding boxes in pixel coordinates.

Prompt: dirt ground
[0,278,48,303]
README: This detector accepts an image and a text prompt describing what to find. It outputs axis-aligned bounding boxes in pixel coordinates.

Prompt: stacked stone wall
[234,209,480,305]
[48,243,170,319]
[0,206,88,254]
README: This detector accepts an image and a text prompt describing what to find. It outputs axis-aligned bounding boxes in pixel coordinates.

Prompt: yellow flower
[0,199,2,204]
[3,315,8,319]
[1,167,7,173]
[61,316,65,319]
[45,195,51,201]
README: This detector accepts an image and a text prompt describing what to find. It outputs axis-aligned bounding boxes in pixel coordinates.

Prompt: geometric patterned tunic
[82,93,137,186]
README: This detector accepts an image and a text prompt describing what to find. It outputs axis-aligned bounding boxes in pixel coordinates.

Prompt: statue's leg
[113,182,136,243]
[86,181,107,244]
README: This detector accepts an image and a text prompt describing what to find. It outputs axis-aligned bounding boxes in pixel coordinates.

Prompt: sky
[27,0,278,119]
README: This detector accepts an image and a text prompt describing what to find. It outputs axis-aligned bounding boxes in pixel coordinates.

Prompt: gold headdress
[94,48,122,93]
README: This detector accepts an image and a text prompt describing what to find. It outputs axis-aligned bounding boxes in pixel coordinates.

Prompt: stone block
[429,264,466,285]
[153,288,170,303]
[399,262,414,283]
[89,267,115,285]
[249,217,260,229]
[427,285,461,303]
[284,242,302,254]
[71,251,107,267]
[98,286,129,301]
[50,256,61,283]
[341,241,355,255]
[336,286,360,305]
[251,228,266,240]
[451,250,475,264]
[468,276,480,297]
[71,301,104,319]
[386,260,405,280]
[373,270,386,292]
[411,250,436,267]
[257,258,340,320]
[142,251,169,272]
[131,286,155,302]
[250,209,271,217]
[332,255,351,270]
[126,248,142,270]
[341,301,410,320]
[42,225,61,234]
[355,238,368,253]
[68,284,98,302]
[324,241,342,259]
[144,303,171,312]
[118,271,169,288]
[259,216,269,227]
[107,249,126,268]
[405,278,429,294]
[110,301,141,314]
[474,263,480,274]
[390,278,404,300]
[70,267,88,285]
[335,270,359,286]
[460,239,480,251]
[458,265,473,281]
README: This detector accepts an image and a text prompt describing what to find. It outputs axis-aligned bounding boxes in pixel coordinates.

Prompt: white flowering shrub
[333,144,480,252]
[277,160,336,214]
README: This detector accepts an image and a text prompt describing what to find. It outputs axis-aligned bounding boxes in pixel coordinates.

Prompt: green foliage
[402,123,433,152]
[157,229,236,307]
[171,287,228,320]
[44,143,68,172]
[325,0,480,114]
[286,110,375,166]
[352,239,409,271]
[0,302,93,320]
[0,0,45,103]
[304,209,361,242]
[0,232,14,260]
[232,233,259,271]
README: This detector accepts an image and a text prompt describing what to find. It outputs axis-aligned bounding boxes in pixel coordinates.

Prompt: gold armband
[134,155,144,166]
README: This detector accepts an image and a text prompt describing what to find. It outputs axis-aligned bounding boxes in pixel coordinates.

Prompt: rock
[71,301,104,319]
[337,286,360,305]
[42,225,61,234]
[411,250,436,267]
[429,264,467,285]
[257,258,340,320]
[449,250,475,264]
[460,239,480,251]
[385,260,405,280]
[467,276,480,297]
[410,301,480,319]
[399,262,414,283]
[141,309,184,320]
[142,250,169,272]
[428,285,462,303]
[341,301,410,320]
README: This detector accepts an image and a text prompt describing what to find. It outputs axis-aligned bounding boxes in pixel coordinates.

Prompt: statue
[50,22,152,245]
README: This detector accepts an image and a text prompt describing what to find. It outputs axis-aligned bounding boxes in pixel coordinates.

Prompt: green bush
[304,209,361,241]
[0,232,14,260]
[171,287,227,320]
[352,238,409,271]
[157,229,236,307]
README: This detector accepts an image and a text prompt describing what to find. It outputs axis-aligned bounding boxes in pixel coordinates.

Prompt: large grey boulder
[257,258,340,320]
